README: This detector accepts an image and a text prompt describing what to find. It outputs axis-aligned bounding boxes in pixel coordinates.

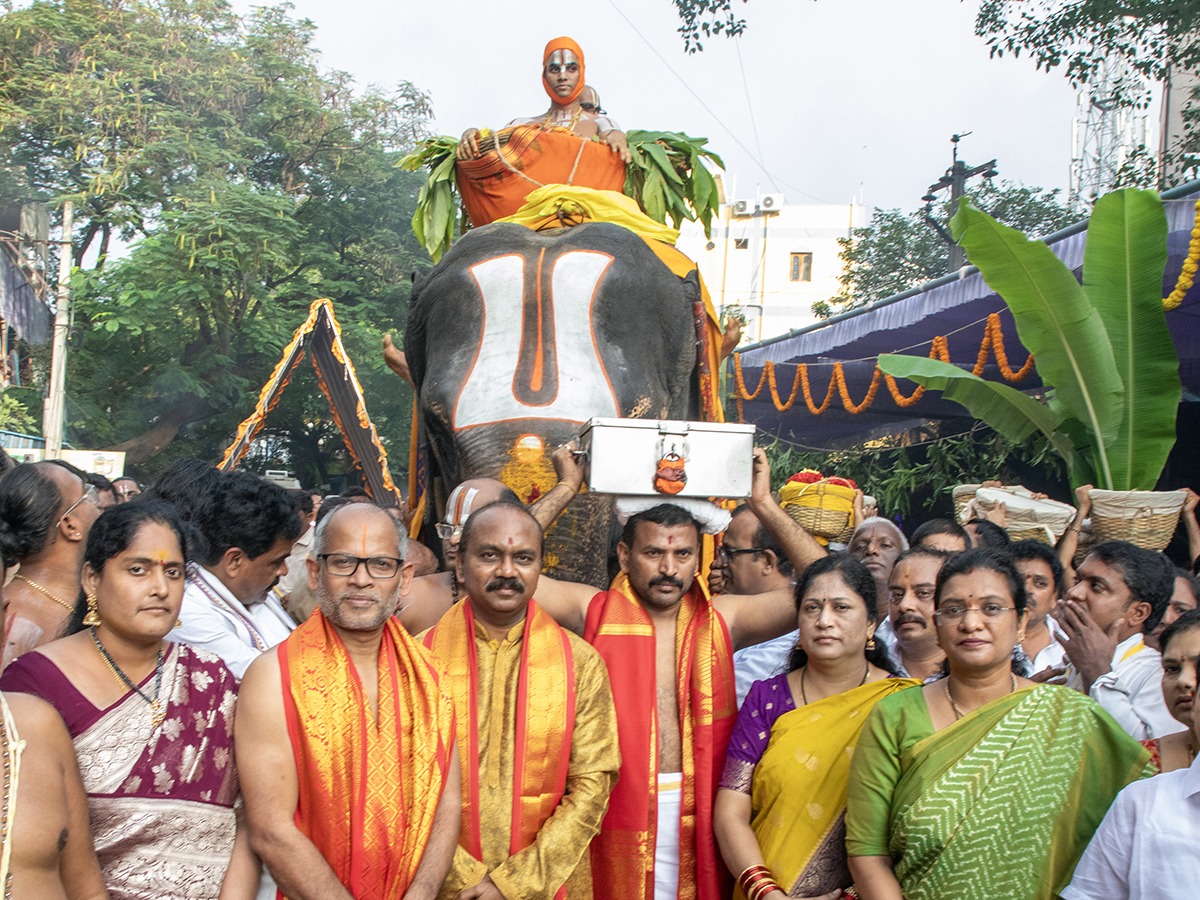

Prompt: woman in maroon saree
[1,501,256,899]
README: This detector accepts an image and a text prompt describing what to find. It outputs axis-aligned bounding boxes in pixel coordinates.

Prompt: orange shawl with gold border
[424,599,577,898]
[280,611,454,900]
[584,575,736,900]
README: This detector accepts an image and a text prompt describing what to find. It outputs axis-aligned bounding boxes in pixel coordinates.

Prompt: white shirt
[277,525,314,599]
[1026,615,1069,673]
[1064,753,1200,899]
[167,564,295,678]
[1066,633,1185,741]
[732,629,797,705]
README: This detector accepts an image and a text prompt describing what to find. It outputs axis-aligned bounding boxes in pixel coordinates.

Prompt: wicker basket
[1088,489,1187,552]
[971,487,1077,545]
[780,479,857,544]
[952,484,979,524]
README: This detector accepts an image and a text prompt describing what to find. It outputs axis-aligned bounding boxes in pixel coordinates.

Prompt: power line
[606,0,836,204]
[734,38,776,193]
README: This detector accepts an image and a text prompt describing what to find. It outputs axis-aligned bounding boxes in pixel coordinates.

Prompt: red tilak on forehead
[667,535,675,544]
[507,537,514,545]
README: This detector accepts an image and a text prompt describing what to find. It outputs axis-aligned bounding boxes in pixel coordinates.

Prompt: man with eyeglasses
[0,462,101,668]
[237,502,460,900]
[719,505,808,704]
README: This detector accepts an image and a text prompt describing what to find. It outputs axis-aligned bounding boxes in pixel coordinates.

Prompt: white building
[677,192,865,345]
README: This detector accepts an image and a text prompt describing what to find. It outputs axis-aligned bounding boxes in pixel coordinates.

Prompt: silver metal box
[578,417,756,498]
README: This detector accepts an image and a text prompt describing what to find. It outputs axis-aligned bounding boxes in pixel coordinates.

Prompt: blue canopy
[730,182,1200,451]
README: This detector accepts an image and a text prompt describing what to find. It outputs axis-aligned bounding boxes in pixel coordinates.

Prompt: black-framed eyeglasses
[317,553,404,579]
[715,545,764,564]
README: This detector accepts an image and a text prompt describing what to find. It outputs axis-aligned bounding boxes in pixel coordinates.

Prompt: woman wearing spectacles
[846,548,1154,900]
[0,502,259,899]
[714,555,919,900]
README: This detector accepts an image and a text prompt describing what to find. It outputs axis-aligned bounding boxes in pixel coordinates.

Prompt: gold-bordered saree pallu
[889,685,1153,900]
[425,600,577,899]
[280,611,454,900]
[745,679,920,900]
[584,575,736,900]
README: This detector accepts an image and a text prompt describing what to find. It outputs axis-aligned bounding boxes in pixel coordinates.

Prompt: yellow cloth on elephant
[498,185,725,423]
[425,601,620,900]
[497,185,680,244]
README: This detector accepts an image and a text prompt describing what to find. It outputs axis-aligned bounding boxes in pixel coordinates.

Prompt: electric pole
[43,200,72,458]
[922,134,997,272]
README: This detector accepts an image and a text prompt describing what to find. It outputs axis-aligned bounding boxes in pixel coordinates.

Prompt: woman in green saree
[846,548,1153,900]
[714,555,919,900]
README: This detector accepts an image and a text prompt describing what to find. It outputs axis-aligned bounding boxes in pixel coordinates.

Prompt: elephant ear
[405,274,429,392]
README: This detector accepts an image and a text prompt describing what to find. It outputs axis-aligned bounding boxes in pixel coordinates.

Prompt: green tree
[670,0,752,51]
[816,181,1077,317]
[0,0,431,475]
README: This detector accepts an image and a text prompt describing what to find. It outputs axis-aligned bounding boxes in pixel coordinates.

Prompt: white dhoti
[654,772,682,900]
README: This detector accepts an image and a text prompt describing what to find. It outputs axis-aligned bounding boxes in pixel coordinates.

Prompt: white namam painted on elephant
[454,250,620,430]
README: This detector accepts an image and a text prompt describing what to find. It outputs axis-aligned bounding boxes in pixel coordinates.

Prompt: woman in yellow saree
[714,554,919,900]
[846,548,1153,900]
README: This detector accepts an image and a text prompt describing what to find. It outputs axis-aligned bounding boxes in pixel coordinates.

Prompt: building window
[790,252,813,282]
[734,238,750,250]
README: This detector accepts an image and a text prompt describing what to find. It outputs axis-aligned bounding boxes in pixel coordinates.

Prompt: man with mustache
[424,501,619,900]
[886,547,949,681]
[236,503,460,899]
[537,449,826,900]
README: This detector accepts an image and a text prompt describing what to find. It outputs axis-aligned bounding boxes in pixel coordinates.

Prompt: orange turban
[542,36,585,106]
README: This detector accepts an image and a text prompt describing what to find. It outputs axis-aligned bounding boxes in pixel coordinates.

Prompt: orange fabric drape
[424,600,577,898]
[456,126,626,227]
[583,575,736,900]
[280,612,454,899]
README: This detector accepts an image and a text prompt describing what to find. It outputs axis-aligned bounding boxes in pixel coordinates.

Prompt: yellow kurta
[437,619,620,900]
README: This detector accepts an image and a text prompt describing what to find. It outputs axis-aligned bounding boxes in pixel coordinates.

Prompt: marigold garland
[731,313,1033,416]
[1164,198,1200,311]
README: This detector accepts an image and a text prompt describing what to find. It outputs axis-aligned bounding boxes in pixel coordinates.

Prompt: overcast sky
[239,0,1087,212]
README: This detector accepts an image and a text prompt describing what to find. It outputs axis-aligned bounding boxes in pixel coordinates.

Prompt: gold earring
[866,636,876,651]
[174,619,183,629]
[83,594,101,627]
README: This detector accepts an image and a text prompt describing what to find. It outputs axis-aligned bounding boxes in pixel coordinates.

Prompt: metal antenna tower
[1069,57,1150,208]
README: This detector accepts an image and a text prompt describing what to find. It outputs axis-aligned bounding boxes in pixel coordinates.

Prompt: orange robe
[279,611,455,899]
[583,575,737,900]
[456,126,627,228]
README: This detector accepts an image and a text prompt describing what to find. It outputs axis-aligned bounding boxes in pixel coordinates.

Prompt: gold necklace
[800,661,870,705]
[944,673,1017,721]
[13,574,75,613]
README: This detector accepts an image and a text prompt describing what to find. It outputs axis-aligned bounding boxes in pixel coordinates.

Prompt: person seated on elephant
[531,448,829,900]
[400,445,588,634]
[457,39,630,164]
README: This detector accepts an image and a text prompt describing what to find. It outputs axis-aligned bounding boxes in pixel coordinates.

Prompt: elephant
[406,221,704,586]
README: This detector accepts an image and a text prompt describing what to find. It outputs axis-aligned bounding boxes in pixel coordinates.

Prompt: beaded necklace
[89,628,166,728]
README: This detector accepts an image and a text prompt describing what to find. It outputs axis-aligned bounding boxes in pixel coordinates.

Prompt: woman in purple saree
[0,501,256,899]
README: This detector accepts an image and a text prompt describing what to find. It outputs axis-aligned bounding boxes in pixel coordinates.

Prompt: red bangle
[748,880,781,900]
[737,866,770,892]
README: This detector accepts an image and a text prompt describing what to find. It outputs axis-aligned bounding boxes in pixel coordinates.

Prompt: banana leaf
[1083,189,1181,490]
[951,200,1125,488]
[877,354,1081,480]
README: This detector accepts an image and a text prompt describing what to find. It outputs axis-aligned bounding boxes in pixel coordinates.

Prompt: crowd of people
[0,447,1197,900]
